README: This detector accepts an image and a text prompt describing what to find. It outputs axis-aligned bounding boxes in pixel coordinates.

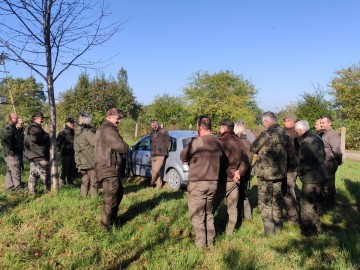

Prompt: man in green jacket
[0,112,24,191]
[251,111,289,235]
[94,108,129,229]
[295,120,325,236]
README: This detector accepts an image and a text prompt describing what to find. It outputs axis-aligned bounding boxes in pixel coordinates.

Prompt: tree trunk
[47,80,59,191]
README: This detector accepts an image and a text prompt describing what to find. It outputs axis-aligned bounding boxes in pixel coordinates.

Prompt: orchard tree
[295,87,333,130]
[147,93,188,129]
[57,69,141,128]
[330,64,360,120]
[330,64,360,149]
[183,70,259,129]
[116,68,141,120]
[0,0,123,190]
[0,76,46,122]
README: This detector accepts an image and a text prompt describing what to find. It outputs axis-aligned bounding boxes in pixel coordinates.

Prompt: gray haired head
[295,120,310,133]
[262,111,277,123]
[78,112,92,126]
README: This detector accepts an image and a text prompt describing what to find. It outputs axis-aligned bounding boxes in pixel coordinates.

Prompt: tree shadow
[119,191,184,225]
[247,184,258,209]
[214,204,228,235]
[344,178,360,210]
[272,178,360,268]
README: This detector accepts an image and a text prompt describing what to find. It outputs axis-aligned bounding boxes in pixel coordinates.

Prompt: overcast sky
[5,0,360,112]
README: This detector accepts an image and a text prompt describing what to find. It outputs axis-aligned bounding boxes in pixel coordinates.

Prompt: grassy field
[0,159,359,270]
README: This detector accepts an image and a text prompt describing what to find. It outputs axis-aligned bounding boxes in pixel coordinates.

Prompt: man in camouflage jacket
[251,111,289,235]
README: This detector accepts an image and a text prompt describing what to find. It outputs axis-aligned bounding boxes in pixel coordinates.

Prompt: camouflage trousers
[4,155,23,190]
[300,183,322,235]
[257,177,283,222]
[28,160,50,194]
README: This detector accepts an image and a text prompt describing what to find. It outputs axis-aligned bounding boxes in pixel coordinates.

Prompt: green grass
[0,159,359,269]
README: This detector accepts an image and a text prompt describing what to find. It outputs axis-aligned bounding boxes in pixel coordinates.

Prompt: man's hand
[233,170,241,183]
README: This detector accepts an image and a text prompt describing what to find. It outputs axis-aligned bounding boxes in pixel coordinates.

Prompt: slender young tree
[0,0,123,191]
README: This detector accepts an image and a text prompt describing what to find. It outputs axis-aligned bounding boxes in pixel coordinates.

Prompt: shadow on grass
[344,178,360,210]
[123,176,149,195]
[214,184,259,236]
[120,190,184,225]
[272,178,360,268]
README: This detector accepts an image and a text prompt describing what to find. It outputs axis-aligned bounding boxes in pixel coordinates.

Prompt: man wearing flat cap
[56,117,76,185]
[213,119,249,234]
[95,108,129,229]
[282,113,300,223]
[24,112,51,194]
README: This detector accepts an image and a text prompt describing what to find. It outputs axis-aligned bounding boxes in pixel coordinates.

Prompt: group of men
[181,112,342,248]
[1,109,343,240]
[0,109,129,230]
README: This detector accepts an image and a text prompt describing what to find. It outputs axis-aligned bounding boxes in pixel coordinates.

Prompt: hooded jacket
[74,125,96,170]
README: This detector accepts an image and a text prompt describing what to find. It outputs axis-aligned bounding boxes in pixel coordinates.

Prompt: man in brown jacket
[150,120,170,188]
[95,108,129,229]
[213,119,249,234]
[180,115,225,248]
[320,115,342,209]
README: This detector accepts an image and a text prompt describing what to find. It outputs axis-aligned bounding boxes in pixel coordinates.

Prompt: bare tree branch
[0,0,124,191]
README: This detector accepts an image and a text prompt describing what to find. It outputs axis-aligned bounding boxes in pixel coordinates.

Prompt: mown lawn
[0,159,359,269]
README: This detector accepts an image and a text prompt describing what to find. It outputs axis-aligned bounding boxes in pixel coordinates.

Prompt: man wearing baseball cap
[24,112,51,194]
[213,118,249,234]
[94,108,129,229]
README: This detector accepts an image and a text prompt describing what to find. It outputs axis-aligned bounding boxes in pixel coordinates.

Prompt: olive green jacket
[74,125,96,170]
[0,123,22,156]
[297,131,326,184]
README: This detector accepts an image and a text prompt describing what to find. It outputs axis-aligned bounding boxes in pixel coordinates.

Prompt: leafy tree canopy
[57,68,141,128]
[0,76,46,123]
[295,87,334,130]
[183,70,259,129]
[330,64,360,121]
[147,94,188,129]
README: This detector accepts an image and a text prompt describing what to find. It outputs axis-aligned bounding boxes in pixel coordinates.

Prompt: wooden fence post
[135,123,138,138]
